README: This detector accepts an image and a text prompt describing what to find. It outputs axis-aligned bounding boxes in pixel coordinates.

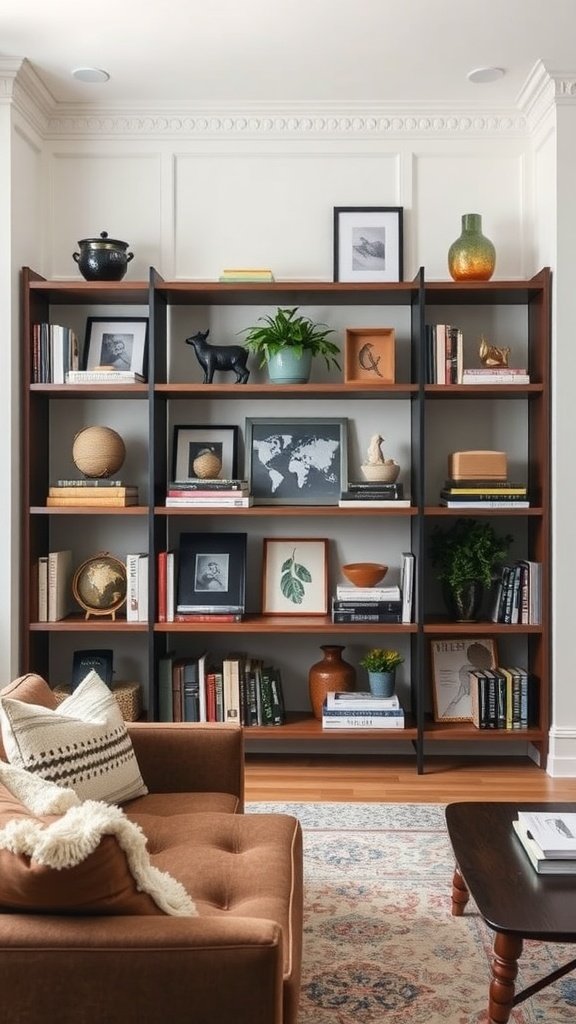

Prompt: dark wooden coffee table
[445,802,576,1024]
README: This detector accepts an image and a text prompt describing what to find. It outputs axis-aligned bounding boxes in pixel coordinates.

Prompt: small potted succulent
[241,306,341,384]
[359,648,404,697]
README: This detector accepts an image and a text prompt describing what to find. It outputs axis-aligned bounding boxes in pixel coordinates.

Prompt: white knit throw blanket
[0,795,197,917]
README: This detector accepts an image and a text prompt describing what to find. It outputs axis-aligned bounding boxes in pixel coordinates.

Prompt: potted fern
[241,306,340,384]
[429,518,512,621]
[359,648,404,697]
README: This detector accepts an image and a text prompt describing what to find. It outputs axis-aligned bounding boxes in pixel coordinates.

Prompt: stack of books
[321,690,405,729]
[47,480,139,507]
[462,367,530,385]
[469,665,536,729]
[37,549,73,622]
[65,369,145,385]
[165,479,252,508]
[439,479,529,509]
[332,583,402,623]
[339,481,410,508]
[218,268,275,282]
[513,811,576,874]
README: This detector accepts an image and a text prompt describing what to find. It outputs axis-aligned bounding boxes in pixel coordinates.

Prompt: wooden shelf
[243,710,417,740]
[422,718,545,742]
[156,505,417,517]
[155,616,418,634]
[155,382,417,398]
[30,616,148,632]
[31,506,148,515]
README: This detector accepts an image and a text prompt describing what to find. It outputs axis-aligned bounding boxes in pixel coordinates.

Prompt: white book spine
[322,716,404,729]
[47,550,72,622]
[166,551,175,622]
[38,556,48,622]
[126,554,141,622]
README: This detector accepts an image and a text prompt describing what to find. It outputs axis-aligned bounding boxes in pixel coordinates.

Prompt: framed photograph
[176,532,247,613]
[333,207,403,283]
[430,638,497,722]
[84,317,148,375]
[344,327,396,384]
[172,425,239,482]
[246,417,348,505]
[262,538,329,615]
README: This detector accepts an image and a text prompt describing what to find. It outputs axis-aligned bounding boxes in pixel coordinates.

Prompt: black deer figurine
[185,329,250,384]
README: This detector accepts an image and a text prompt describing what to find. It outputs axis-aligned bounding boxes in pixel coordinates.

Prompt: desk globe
[73,553,127,620]
[72,425,125,478]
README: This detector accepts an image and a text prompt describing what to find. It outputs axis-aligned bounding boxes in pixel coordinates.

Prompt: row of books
[322,690,405,729]
[440,477,529,510]
[424,322,531,385]
[32,323,79,383]
[469,665,536,729]
[158,651,285,725]
[338,480,410,508]
[218,268,275,282]
[490,560,542,625]
[513,811,576,875]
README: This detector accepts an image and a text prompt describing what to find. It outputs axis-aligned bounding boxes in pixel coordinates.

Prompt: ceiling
[1,0,575,109]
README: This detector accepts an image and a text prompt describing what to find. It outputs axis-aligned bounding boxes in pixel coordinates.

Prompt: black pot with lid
[73,231,134,281]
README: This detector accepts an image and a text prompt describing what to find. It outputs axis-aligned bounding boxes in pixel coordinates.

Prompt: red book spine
[157,551,167,622]
[206,672,217,721]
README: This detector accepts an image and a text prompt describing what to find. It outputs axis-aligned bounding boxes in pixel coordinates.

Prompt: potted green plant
[429,518,513,621]
[359,648,404,697]
[241,306,341,384]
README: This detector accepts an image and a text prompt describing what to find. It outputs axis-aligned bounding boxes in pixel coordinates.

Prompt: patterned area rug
[246,802,576,1023]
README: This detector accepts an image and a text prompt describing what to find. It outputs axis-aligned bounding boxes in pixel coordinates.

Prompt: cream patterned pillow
[0,670,148,804]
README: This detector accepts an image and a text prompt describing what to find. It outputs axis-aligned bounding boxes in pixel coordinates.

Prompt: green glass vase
[448,213,496,281]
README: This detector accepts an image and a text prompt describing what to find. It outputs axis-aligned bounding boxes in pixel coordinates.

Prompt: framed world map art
[245,417,348,505]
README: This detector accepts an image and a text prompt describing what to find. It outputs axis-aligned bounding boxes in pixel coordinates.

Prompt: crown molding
[518,59,576,137]
[0,58,51,136]
[43,105,527,140]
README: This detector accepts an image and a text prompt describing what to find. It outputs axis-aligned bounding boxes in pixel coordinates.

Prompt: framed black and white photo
[84,317,148,375]
[262,538,329,615]
[176,532,247,613]
[246,417,348,505]
[172,425,239,482]
[333,207,403,283]
[430,638,497,722]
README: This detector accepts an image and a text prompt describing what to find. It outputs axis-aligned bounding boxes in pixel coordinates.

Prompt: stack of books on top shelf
[165,479,252,508]
[218,268,275,282]
[490,559,542,624]
[425,323,463,384]
[47,480,139,507]
[158,651,286,726]
[332,582,402,624]
[322,690,405,730]
[461,367,530,385]
[338,481,410,508]
[439,479,529,509]
[469,665,536,729]
[513,811,576,874]
[65,369,145,384]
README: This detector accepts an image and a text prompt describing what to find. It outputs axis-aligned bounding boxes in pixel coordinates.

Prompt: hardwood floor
[245,754,576,803]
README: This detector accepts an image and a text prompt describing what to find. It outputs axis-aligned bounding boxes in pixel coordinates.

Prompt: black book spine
[332,612,402,623]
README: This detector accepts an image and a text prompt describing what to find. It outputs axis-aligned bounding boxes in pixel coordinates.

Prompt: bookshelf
[21,267,550,773]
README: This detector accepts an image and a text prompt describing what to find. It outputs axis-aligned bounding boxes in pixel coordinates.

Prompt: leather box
[448,450,508,480]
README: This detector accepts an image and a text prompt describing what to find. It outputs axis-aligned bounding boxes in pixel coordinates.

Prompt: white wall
[5,60,576,768]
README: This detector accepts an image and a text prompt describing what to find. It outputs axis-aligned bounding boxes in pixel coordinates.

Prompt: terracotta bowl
[341,562,388,588]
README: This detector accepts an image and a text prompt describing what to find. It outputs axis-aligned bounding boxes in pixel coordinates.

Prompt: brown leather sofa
[0,674,303,1024]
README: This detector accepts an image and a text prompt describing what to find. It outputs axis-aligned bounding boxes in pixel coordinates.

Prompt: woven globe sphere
[193,448,222,479]
[72,425,126,478]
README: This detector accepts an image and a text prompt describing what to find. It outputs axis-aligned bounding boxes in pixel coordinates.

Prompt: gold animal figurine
[479,336,510,368]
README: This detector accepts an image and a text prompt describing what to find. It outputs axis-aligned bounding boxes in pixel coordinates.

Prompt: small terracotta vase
[448,213,495,281]
[308,645,356,720]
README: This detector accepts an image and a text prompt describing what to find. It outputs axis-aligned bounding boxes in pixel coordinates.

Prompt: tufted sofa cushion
[127,807,302,990]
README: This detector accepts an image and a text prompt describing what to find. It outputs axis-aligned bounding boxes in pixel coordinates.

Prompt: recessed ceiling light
[467,66,505,84]
[71,67,110,84]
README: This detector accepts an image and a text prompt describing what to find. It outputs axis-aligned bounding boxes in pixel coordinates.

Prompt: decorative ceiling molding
[2,58,560,141]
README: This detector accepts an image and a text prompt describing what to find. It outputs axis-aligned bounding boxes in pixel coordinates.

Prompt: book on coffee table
[512,819,576,874]
[516,811,576,858]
